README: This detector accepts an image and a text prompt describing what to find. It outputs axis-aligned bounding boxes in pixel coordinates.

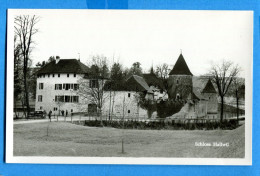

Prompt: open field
[14,122,245,158]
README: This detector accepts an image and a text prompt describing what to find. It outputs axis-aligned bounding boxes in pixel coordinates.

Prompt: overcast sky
[11,10,253,77]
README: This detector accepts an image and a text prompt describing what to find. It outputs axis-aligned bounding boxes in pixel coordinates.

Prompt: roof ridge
[37,58,89,74]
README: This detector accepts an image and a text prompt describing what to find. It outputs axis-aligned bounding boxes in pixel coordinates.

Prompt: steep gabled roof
[169,54,193,76]
[142,73,164,90]
[37,59,90,74]
[126,75,149,92]
[202,79,217,93]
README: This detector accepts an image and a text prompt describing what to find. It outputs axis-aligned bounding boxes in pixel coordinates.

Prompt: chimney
[55,56,60,64]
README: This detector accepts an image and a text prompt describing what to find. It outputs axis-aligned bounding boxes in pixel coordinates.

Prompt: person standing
[48,110,52,122]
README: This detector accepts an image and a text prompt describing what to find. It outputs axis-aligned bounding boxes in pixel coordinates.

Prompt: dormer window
[58,74,60,77]
[67,74,69,77]
[74,74,76,77]
[53,74,55,77]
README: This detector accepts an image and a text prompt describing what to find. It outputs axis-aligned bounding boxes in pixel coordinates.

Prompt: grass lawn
[14,122,245,158]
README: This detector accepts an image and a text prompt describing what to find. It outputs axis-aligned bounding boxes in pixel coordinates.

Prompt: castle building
[35,57,91,115]
[167,53,193,100]
[166,53,219,119]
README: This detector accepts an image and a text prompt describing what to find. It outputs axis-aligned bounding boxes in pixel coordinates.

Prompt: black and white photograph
[6,9,252,165]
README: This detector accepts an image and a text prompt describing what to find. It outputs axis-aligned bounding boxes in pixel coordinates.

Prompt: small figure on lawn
[48,110,52,122]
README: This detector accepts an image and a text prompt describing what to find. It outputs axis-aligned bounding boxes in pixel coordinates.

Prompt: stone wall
[167,75,193,100]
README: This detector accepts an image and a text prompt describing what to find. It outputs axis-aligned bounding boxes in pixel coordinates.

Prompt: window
[39,83,44,89]
[55,84,62,90]
[73,84,79,90]
[43,74,45,78]
[48,74,50,77]
[72,96,79,103]
[74,73,76,77]
[67,74,69,77]
[128,93,131,97]
[55,95,64,102]
[40,106,42,110]
[65,96,71,102]
[58,74,60,77]
[63,83,71,90]
[54,107,58,111]
[89,79,98,88]
[128,110,130,113]
[38,95,42,102]
[176,79,179,84]
[53,74,55,77]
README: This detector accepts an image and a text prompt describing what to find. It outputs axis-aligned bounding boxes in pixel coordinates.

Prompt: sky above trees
[11,10,253,77]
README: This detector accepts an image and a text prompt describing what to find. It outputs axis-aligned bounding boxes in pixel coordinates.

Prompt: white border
[6,9,253,165]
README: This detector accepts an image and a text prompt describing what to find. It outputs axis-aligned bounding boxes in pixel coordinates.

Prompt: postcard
[6,9,253,165]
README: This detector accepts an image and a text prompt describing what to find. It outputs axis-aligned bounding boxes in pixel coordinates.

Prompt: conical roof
[169,54,193,76]
[202,79,216,93]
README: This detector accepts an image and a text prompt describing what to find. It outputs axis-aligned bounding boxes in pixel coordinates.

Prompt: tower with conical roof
[201,79,218,114]
[167,53,193,100]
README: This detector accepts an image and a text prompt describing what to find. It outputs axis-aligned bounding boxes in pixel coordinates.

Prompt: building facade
[35,57,91,115]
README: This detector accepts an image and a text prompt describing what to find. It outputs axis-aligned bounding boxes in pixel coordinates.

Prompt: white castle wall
[36,75,148,118]
[35,73,85,115]
[102,91,148,119]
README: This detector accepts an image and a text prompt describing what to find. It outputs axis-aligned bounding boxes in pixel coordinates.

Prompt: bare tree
[156,63,170,91]
[156,63,170,80]
[77,55,109,125]
[128,62,142,76]
[232,78,245,123]
[14,15,40,118]
[209,60,240,123]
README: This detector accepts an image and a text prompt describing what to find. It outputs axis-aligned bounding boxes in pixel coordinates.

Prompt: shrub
[157,100,184,118]
[80,119,240,130]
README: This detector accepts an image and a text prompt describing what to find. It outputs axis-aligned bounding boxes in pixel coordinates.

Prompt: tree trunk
[220,96,224,123]
[236,89,239,124]
[99,107,103,126]
[23,66,30,119]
